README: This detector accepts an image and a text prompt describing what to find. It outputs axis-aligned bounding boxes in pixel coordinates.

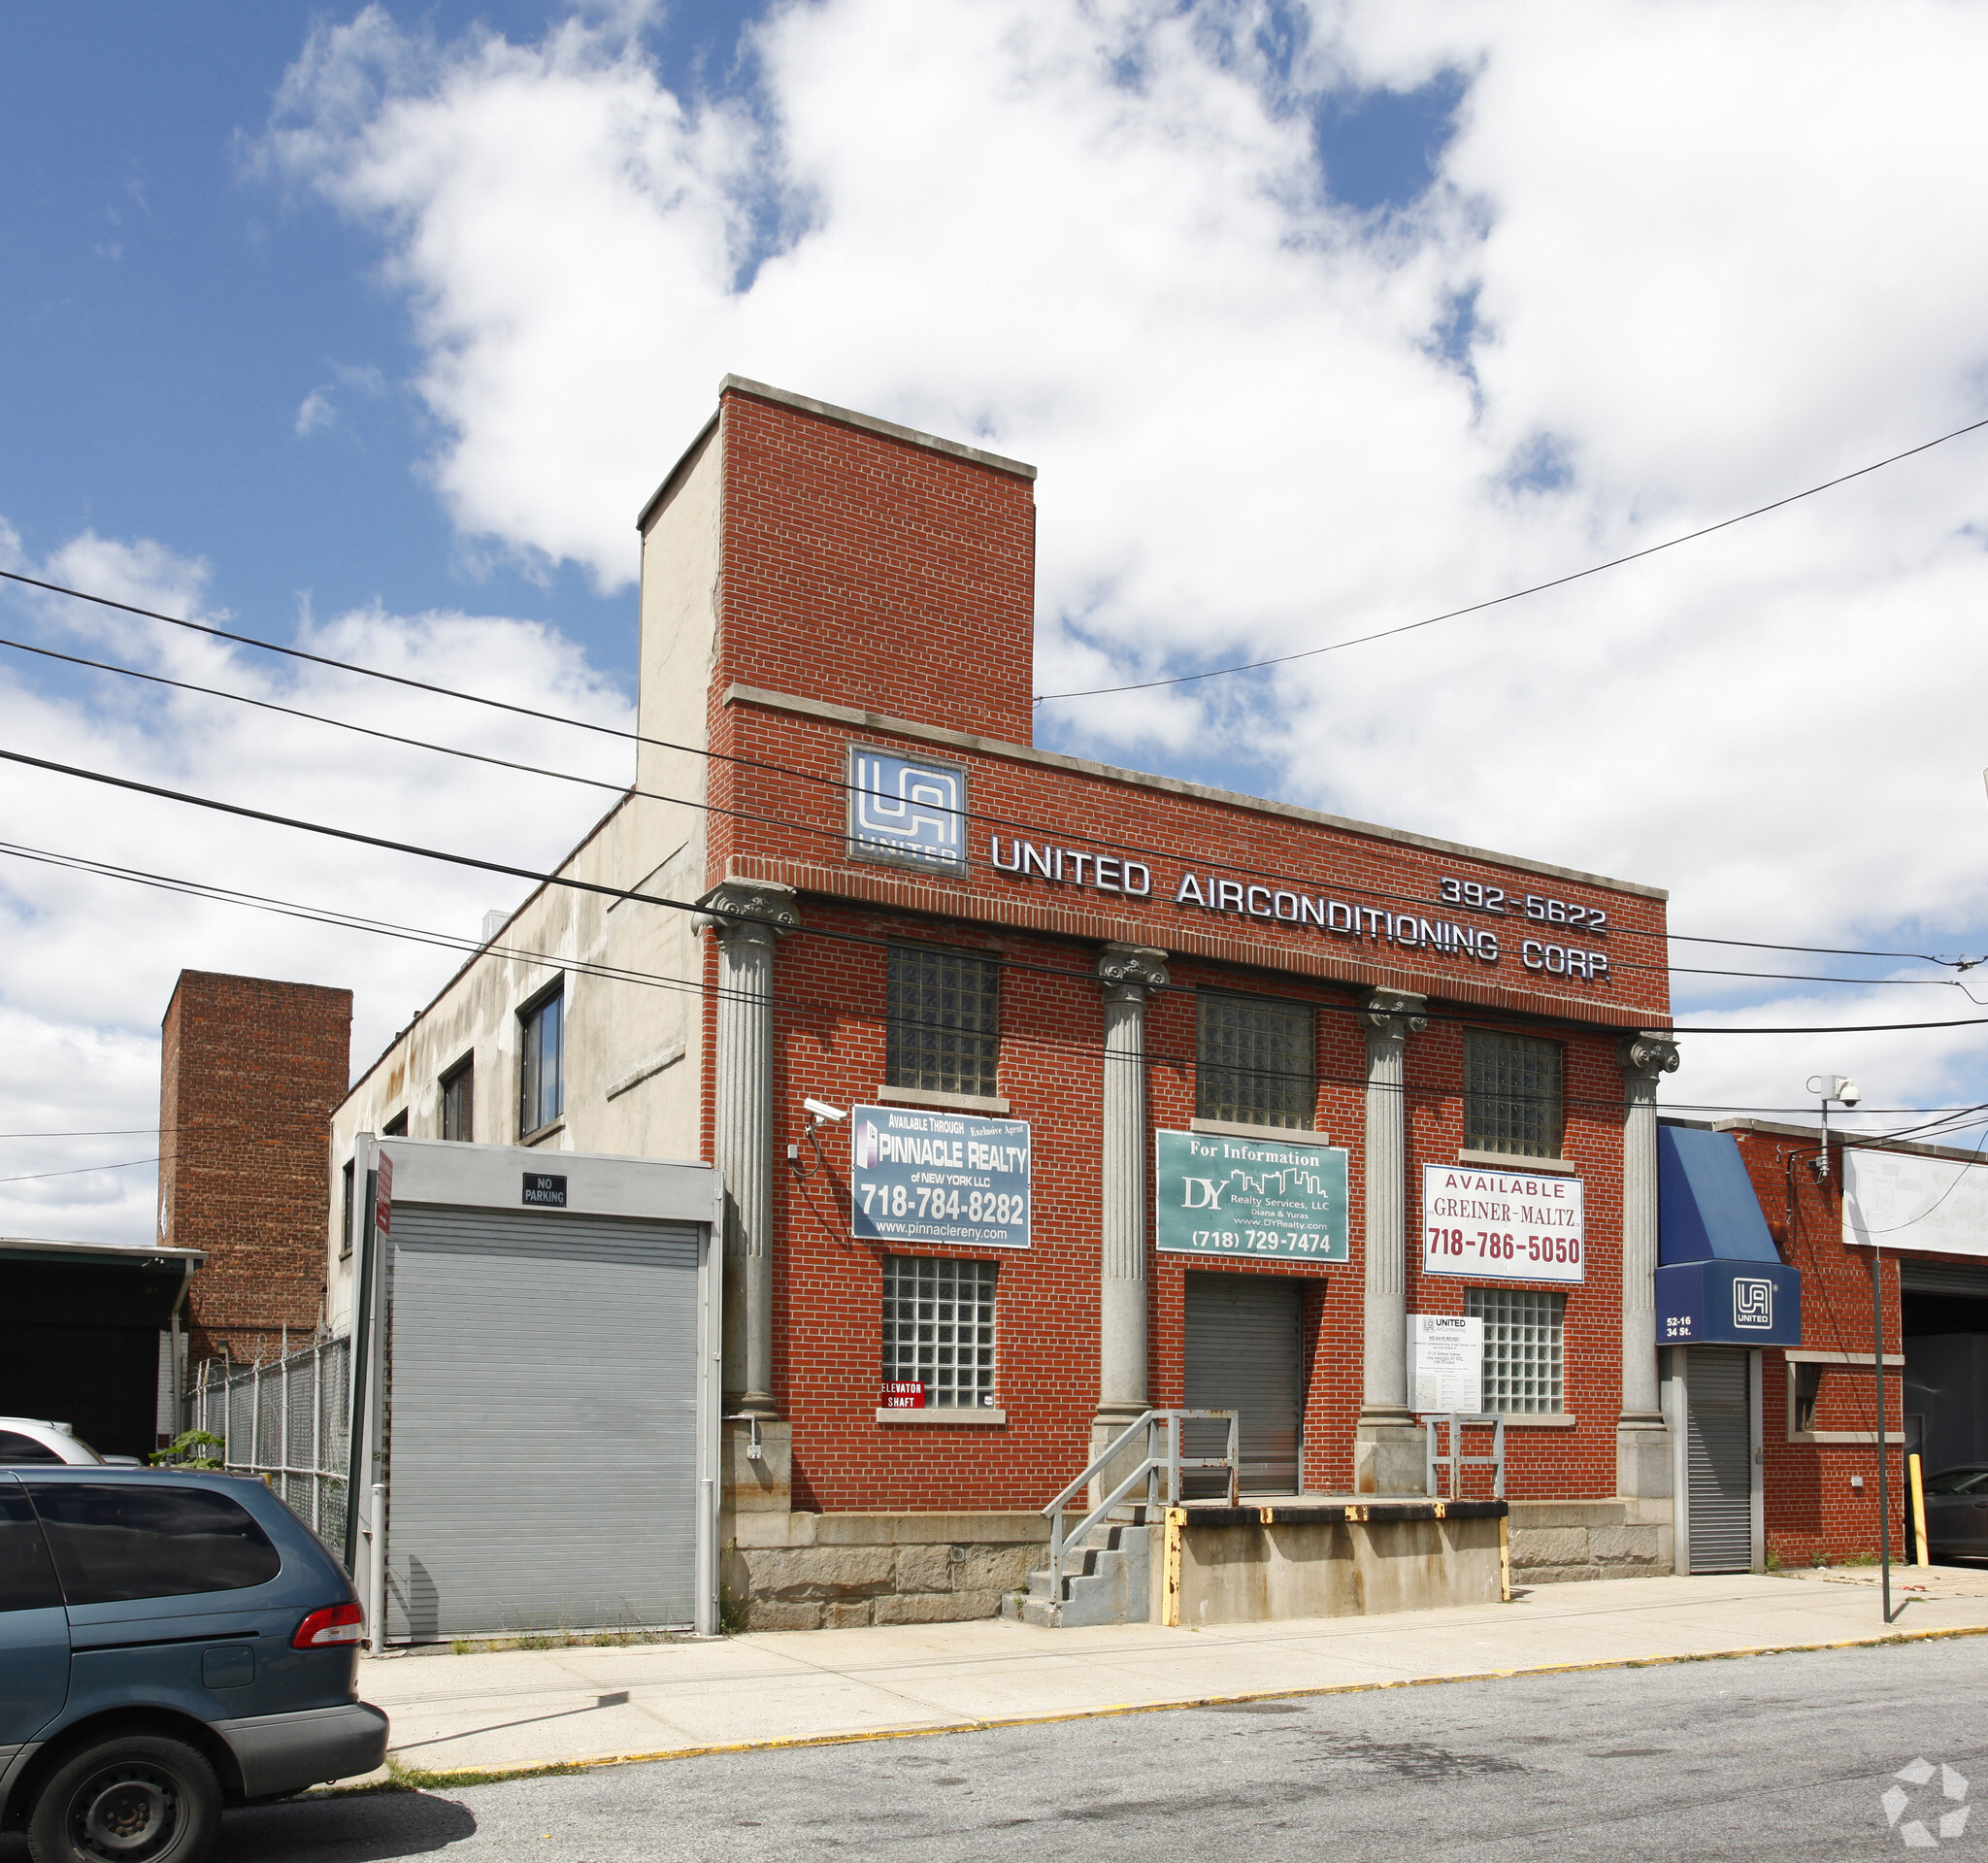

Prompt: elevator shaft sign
[1155,1130,1348,1261]
[850,1104,1032,1248]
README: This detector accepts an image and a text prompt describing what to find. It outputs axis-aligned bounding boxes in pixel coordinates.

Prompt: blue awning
[1656,1125,1800,1347]
[1658,1126,1779,1264]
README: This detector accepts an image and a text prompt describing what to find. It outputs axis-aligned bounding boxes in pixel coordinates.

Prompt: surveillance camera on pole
[1806,1075,1860,1180]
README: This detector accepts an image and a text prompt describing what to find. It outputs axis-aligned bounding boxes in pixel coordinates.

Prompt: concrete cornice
[716,376,1037,482]
[724,683,1668,901]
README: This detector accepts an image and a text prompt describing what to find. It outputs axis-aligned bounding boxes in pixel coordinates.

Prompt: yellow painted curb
[341,1618,1988,1793]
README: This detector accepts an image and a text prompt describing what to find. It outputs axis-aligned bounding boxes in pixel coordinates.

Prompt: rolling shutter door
[1183,1274,1304,1495]
[1685,1347,1752,1574]
[385,1204,701,1639]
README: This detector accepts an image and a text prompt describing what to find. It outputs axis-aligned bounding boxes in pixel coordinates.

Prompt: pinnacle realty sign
[1155,1129,1348,1261]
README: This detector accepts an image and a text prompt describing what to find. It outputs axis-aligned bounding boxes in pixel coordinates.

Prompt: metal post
[1873,1244,1900,1623]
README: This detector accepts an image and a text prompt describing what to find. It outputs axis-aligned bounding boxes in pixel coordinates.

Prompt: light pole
[1809,1073,1899,1619]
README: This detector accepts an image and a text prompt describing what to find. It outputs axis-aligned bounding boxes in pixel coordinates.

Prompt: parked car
[0,1419,143,1468]
[0,1466,388,1863]
[1920,1464,1988,1561]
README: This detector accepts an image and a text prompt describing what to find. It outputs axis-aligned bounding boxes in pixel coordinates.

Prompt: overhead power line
[8,755,1988,1044]
[1032,412,1988,700]
[6,566,1983,970]
[12,833,1988,1122]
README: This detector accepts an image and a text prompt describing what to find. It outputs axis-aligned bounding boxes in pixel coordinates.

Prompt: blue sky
[6,0,1988,1239]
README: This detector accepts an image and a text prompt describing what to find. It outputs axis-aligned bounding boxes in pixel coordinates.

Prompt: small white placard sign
[1421,1163,1586,1282]
[1408,1314,1482,1414]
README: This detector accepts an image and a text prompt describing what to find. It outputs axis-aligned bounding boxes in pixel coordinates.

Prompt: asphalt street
[17,1637,1988,1862]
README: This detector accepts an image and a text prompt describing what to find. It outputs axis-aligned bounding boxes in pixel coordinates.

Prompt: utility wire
[16,832,1988,1122]
[0,1155,157,1184]
[1033,412,1988,700]
[17,748,1988,1038]
[5,567,1980,970]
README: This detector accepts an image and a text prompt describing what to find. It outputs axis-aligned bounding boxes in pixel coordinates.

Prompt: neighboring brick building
[329,377,1685,1627]
[1712,1119,1988,1569]
[159,970,352,1366]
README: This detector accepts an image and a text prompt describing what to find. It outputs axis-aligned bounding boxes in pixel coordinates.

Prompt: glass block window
[1463,1029,1563,1158]
[882,1256,997,1409]
[886,944,999,1098]
[1467,1286,1565,1414]
[1196,992,1314,1129]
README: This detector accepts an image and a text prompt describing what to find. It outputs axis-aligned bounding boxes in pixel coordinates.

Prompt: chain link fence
[190,1336,351,1560]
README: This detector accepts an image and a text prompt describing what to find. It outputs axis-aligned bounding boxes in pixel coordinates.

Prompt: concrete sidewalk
[340,1573,1988,1784]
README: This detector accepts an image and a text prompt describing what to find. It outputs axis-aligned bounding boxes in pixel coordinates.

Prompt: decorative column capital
[1359,988,1427,1045]
[1619,1030,1681,1086]
[694,880,799,945]
[1094,943,1169,1001]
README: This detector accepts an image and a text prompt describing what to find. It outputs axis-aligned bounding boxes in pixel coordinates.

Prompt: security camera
[1839,1081,1861,1107]
[803,1098,847,1124]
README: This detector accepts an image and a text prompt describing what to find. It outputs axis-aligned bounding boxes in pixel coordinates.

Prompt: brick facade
[160,970,352,1366]
[688,379,1669,1519]
[1729,1125,1909,1565]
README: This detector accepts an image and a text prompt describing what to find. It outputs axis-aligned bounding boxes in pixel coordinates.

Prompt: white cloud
[0,523,632,1242]
[295,387,337,435]
[29,0,1979,1177]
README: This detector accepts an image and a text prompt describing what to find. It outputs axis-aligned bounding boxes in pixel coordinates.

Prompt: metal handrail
[1042,1410,1239,1600]
[1422,1412,1506,1499]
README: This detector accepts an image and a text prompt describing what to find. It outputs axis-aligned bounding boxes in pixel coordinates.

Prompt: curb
[330,1618,1988,1795]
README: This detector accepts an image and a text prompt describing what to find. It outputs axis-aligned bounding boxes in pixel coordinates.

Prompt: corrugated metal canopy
[1658,1126,1779,1265]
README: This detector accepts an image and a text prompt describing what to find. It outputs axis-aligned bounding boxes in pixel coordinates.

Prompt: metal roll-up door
[1183,1273,1304,1495]
[1685,1347,1752,1573]
[385,1204,701,1639]
[1900,1260,1988,1298]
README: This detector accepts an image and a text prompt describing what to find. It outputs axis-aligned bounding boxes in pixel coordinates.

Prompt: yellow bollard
[1908,1453,1930,1568]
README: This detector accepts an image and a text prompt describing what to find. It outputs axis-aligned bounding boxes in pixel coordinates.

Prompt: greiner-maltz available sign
[1420,1162,1585,1282]
[1156,1130,1348,1261]
[850,1104,1031,1248]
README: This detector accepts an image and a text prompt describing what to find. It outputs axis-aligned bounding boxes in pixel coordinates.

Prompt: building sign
[1155,1130,1348,1261]
[850,1105,1030,1248]
[848,746,967,870]
[983,839,1613,982]
[1407,1314,1483,1414]
[880,1381,925,1410]
[374,1149,394,1236]
[1421,1163,1585,1282]
[1656,1259,1802,1346]
[1844,1148,1988,1258]
[522,1172,568,1208]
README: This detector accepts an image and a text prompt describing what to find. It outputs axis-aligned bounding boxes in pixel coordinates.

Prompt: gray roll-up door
[384,1204,701,1639]
[1183,1274,1304,1495]
[1685,1347,1752,1573]
[1901,1260,1988,1298]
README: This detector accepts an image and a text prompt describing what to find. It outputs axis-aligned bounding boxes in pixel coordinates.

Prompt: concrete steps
[1004,1519,1151,1628]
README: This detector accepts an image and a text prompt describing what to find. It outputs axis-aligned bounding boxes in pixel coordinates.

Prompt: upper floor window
[441,1056,475,1144]
[519,985,564,1137]
[340,1159,354,1260]
[1463,1029,1563,1158]
[1196,992,1314,1130]
[382,1110,409,1137]
[886,945,999,1099]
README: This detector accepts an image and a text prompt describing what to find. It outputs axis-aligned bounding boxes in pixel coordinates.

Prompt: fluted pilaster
[697,880,797,1418]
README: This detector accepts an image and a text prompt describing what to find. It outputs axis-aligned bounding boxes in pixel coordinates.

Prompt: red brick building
[159,970,352,1367]
[331,378,1685,1623]
[1716,1120,1987,1568]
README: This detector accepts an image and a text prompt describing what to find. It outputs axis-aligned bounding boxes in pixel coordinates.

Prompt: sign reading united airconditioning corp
[849,1104,1031,1248]
[1155,1130,1348,1261]
[1420,1162,1585,1283]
